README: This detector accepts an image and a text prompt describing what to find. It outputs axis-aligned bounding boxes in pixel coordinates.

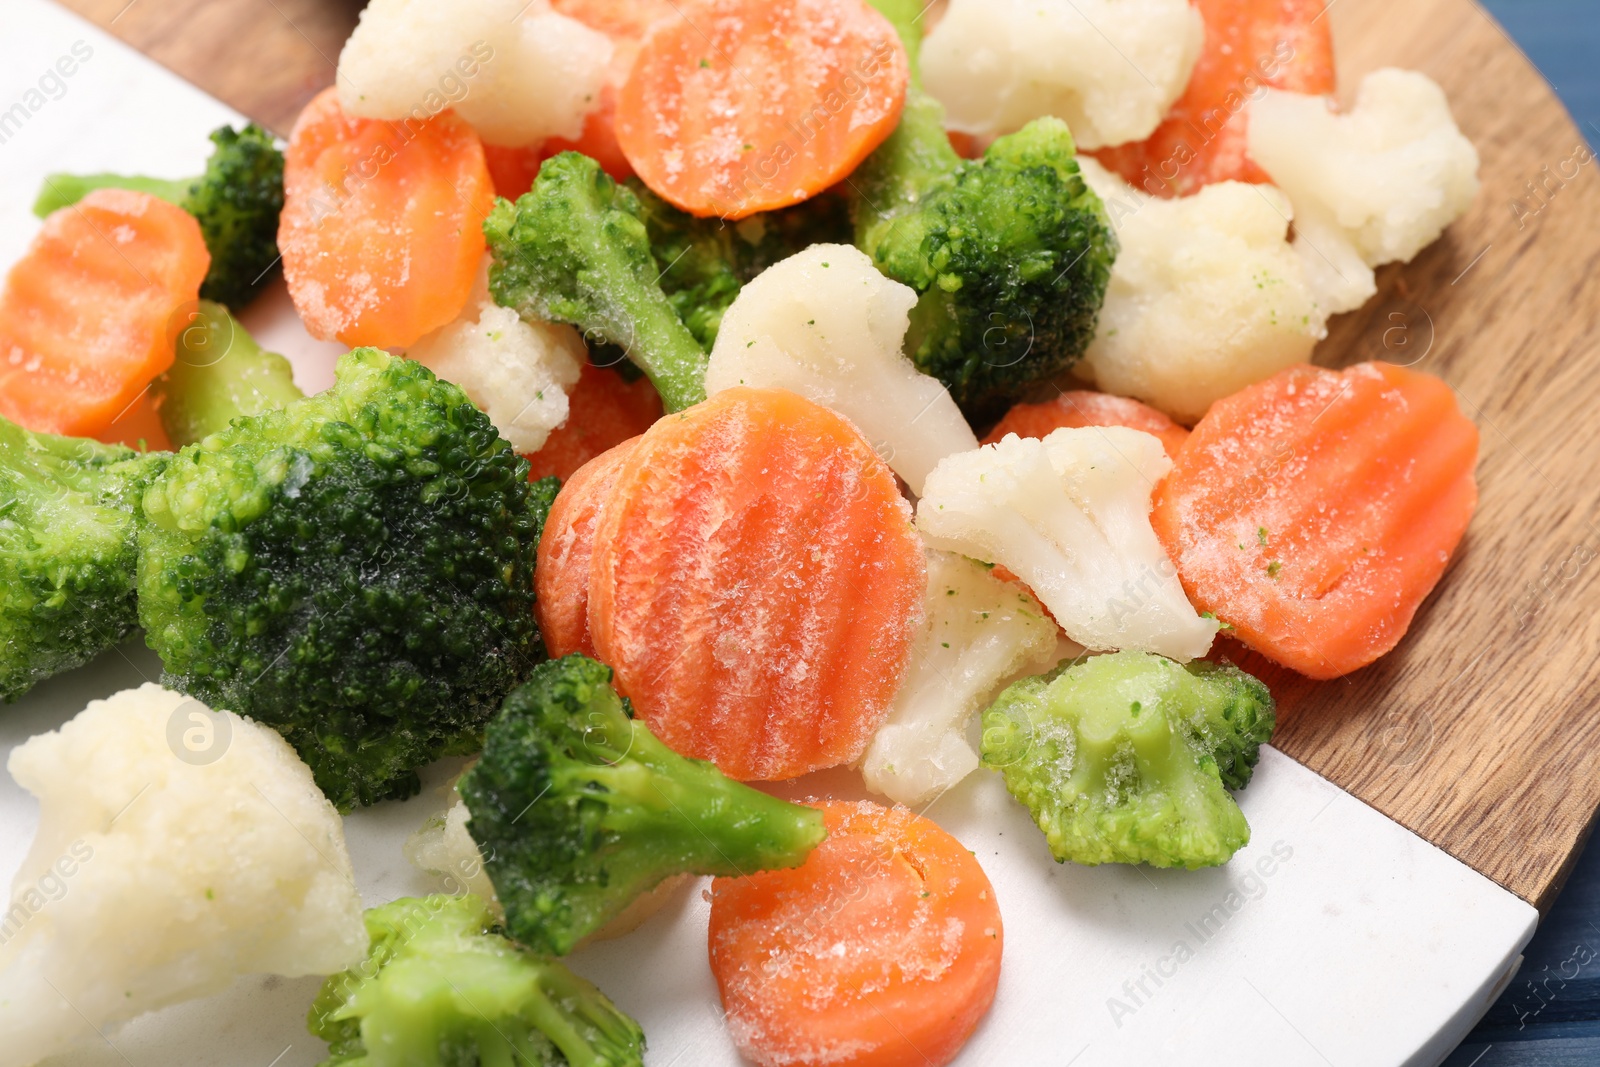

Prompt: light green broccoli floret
[310,894,644,1067]
[155,300,303,446]
[461,654,827,956]
[981,651,1275,869]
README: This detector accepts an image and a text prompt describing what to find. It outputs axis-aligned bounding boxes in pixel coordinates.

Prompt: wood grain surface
[54,0,1600,910]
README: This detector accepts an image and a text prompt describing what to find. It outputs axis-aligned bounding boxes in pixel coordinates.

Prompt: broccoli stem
[32,174,192,217]
[155,301,303,446]
[852,89,962,251]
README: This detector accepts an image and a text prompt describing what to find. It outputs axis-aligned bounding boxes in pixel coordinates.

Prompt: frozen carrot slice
[482,92,636,199]
[588,387,925,780]
[709,800,1003,1067]
[1152,362,1479,679]
[1092,0,1336,197]
[614,0,910,218]
[0,189,210,438]
[984,389,1190,460]
[524,363,662,483]
[279,87,494,348]
[535,436,642,659]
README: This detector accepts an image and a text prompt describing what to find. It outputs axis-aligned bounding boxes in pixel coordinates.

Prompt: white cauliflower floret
[861,549,1061,806]
[0,685,366,1067]
[337,0,612,146]
[917,428,1218,662]
[1249,68,1481,313]
[706,244,978,495]
[409,276,586,454]
[923,0,1202,150]
[1078,158,1325,424]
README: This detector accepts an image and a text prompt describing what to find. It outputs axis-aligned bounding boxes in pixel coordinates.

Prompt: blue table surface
[1440,3,1598,1065]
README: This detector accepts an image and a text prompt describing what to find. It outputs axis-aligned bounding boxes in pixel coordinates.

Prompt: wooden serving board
[56,0,1600,913]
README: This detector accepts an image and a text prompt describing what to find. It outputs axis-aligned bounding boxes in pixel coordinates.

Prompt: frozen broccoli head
[0,419,157,702]
[136,348,549,810]
[460,654,827,956]
[311,894,644,1067]
[982,651,1275,869]
[0,685,366,1066]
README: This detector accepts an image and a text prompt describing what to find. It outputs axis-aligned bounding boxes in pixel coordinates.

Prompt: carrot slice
[709,800,1003,1067]
[1092,0,1335,197]
[98,390,173,453]
[0,189,209,438]
[524,363,663,483]
[535,436,642,659]
[1152,362,1479,679]
[279,87,494,348]
[483,91,636,198]
[588,387,925,780]
[983,389,1191,460]
[614,0,910,219]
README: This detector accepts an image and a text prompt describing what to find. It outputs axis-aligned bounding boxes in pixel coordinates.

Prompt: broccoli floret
[155,300,304,446]
[137,349,549,809]
[0,418,158,702]
[853,2,1117,424]
[310,894,645,1067]
[34,125,285,310]
[460,654,828,956]
[981,651,1275,869]
[486,153,709,414]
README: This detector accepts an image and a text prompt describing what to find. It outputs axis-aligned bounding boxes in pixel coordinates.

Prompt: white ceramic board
[0,2,1541,1065]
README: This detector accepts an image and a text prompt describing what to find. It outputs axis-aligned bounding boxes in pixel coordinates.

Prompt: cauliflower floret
[0,685,366,1067]
[861,549,1061,806]
[1249,69,1480,305]
[337,0,612,146]
[408,271,586,454]
[706,244,978,495]
[917,428,1218,661]
[1077,158,1325,424]
[923,0,1202,150]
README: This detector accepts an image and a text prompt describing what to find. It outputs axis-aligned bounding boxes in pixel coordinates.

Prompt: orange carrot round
[535,436,642,659]
[984,389,1191,460]
[709,800,1003,1067]
[1152,362,1479,679]
[0,189,209,438]
[588,388,925,780]
[614,0,910,219]
[1093,0,1336,197]
[279,87,494,348]
[524,363,663,483]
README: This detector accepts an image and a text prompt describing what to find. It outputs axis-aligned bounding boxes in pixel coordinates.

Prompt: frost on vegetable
[861,549,1061,807]
[923,0,1202,150]
[1077,158,1325,424]
[409,263,586,455]
[917,427,1218,662]
[0,685,366,1067]
[706,244,977,495]
[336,0,612,147]
[981,652,1276,869]
[1249,68,1481,314]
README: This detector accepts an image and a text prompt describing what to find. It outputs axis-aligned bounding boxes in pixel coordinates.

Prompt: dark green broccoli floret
[34,125,285,310]
[486,153,709,414]
[137,349,549,809]
[310,894,645,1067]
[461,654,828,956]
[980,652,1275,869]
[0,419,159,702]
[853,1,1117,424]
[155,300,303,446]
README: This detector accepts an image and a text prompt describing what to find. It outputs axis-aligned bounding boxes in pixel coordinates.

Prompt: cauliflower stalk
[917,427,1218,662]
[337,0,612,147]
[1078,158,1325,424]
[922,0,1202,150]
[1248,68,1481,314]
[861,549,1061,806]
[408,263,586,455]
[706,244,978,495]
[0,685,366,1067]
